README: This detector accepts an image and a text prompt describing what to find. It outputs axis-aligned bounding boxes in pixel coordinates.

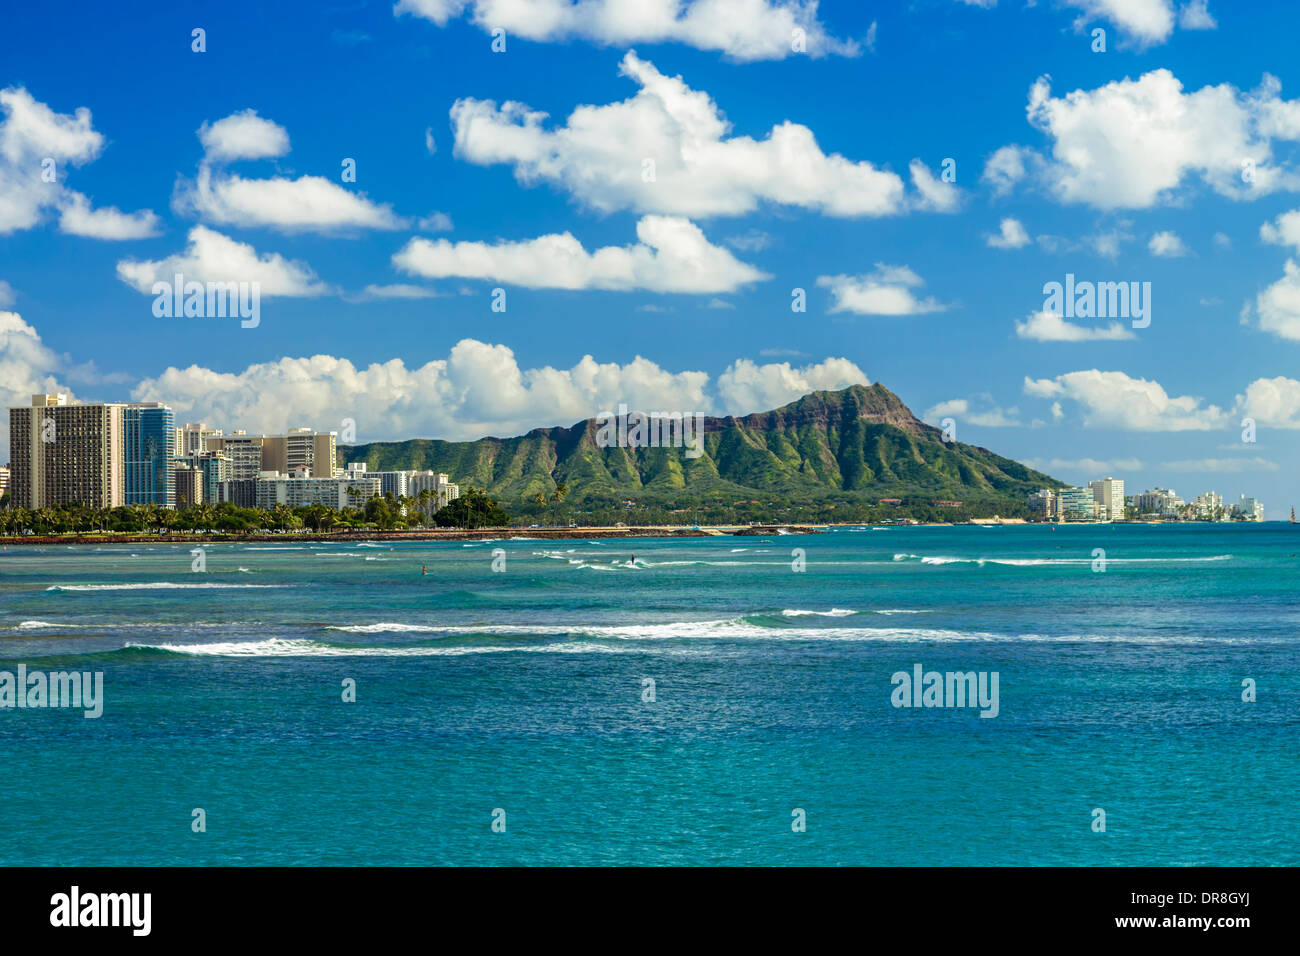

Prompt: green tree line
[0,487,510,535]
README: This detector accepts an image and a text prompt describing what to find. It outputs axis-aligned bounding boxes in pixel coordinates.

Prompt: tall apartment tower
[8,394,125,509]
[123,403,176,507]
[1089,477,1125,522]
[175,422,222,457]
[263,428,338,478]
[203,432,265,480]
[204,428,337,479]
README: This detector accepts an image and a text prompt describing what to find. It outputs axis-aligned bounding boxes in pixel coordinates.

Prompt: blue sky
[2,0,1298,515]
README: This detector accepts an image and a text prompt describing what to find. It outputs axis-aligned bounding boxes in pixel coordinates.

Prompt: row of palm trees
[0,492,449,537]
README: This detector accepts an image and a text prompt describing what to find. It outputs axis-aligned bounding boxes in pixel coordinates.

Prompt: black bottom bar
[0,866,1277,942]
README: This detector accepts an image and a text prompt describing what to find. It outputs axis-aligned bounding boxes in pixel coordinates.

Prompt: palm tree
[138,503,161,533]
[33,507,58,534]
[194,502,216,533]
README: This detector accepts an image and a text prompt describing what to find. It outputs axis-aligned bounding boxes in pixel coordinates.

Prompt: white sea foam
[314,617,1198,644]
[326,622,442,634]
[891,553,1233,567]
[46,583,289,592]
[781,608,858,617]
[126,638,639,657]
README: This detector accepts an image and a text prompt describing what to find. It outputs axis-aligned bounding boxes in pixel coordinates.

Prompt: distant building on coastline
[1131,488,1183,517]
[175,422,222,457]
[7,394,125,510]
[1058,486,1098,521]
[4,396,404,513]
[1238,495,1265,521]
[216,464,380,511]
[1192,491,1223,520]
[1089,477,1125,522]
[217,478,258,509]
[1028,489,1058,520]
[174,461,203,507]
[203,428,338,481]
[407,470,459,510]
[123,403,176,508]
[203,432,265,481]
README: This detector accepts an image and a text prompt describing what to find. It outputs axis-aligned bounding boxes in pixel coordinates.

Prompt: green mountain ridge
[340,384,1063,521]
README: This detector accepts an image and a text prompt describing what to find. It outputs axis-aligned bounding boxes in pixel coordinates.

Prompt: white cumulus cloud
[396,0,861,61]
[115,225,330,298]
[1024,369,1228,430]
[392,215,768,293]
[958,0,1210,47]
[175,110,406,232]
[991,69,1300,209]
[1178,0,1217,30]
[924,397,1020,427]
[1235,376,1300,427]
[1253,258,1300,341]
[449,52,941,219]
[987,217,1030,249]
[0,86,159,239]
[197,109,290,162]
[818,264,946,315]
[1148,230,1188,257]
[126,337,867,442]
[715,357,869,415]
[1015,310,1137,341]
[0,311,74,460]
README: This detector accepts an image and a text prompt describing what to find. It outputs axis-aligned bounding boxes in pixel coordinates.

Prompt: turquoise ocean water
[0,524,1297,866]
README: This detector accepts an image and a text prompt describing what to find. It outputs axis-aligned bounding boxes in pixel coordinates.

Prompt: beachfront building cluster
[1028,478,1124,522]
[215,462,459,515]
[1028,475,1265,522]
[3,394,459,514]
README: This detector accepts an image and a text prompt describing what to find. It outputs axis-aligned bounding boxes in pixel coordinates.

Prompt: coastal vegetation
[0,487,510,536]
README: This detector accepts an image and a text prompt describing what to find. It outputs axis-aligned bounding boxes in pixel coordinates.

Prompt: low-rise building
[1132,488,1183,517]
[1192,491,1223,520]
[1028,488,1058,520]
[239,470,380,510]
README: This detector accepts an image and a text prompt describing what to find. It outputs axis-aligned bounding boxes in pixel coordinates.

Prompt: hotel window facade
[124,404,176,507]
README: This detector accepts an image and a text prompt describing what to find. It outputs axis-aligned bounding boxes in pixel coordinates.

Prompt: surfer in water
[421,565,428,575]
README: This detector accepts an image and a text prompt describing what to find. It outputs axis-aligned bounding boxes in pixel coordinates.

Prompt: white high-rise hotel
[1089,477,1125,522]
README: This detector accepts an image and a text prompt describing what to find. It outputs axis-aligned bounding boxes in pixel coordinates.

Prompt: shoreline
[2,515,1279,546]
[0,524,826,546]
[0,518,1281,546]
